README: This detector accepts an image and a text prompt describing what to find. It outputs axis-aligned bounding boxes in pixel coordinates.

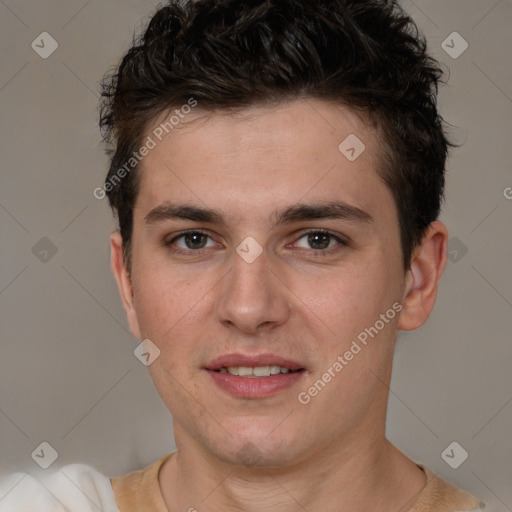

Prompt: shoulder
[0,464,119,512]
[110,453,174,512]
[411,465,485,512]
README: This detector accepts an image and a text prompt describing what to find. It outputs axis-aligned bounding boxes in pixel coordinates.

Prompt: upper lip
[205,353,305,371]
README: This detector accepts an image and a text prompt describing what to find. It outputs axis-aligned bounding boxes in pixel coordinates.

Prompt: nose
[215,248,291,335]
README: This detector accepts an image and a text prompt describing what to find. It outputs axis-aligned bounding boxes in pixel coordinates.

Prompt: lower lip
[205,369,305,398]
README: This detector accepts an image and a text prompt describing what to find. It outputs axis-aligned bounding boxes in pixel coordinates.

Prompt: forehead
[133,99,389,221]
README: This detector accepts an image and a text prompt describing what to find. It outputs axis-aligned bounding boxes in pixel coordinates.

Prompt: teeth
[253,366,271,377]
[222,366,295,377]
[238,366,253,376]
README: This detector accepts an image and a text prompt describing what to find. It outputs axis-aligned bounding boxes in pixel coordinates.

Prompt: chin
[209,426,300,468]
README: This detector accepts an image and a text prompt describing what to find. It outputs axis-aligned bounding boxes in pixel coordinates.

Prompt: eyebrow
[144,200,373,227]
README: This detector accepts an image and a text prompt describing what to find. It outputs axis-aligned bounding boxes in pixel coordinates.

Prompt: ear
[398,221,449,331]
[110,231,141,340]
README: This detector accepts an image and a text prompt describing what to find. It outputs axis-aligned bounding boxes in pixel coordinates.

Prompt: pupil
[186,233,207,249]
[309,232,330,250]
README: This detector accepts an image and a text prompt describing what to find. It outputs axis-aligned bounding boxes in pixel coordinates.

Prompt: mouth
[205,353,305,374]
[204,353,307,398]
[211,365,304,377]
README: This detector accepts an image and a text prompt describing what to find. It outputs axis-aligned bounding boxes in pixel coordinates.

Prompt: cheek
[132,268,190,342]
[300,260,391,331]
[131,264,216,366]
[133,271,205,405]
[297,266,397,421]
[132,279,169,336]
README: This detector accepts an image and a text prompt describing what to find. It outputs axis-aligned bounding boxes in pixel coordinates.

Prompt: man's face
[121,99,408,466]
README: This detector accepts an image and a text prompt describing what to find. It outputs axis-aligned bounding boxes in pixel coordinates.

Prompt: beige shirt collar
[110,452,484,512]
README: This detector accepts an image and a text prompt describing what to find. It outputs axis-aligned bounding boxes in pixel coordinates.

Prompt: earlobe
[398,221,448,331]
[110,231,141,340]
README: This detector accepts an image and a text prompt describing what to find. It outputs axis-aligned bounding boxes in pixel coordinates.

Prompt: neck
[159,427,427,512]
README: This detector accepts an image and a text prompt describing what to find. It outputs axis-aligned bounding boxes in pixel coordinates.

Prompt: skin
[110,98,448,511]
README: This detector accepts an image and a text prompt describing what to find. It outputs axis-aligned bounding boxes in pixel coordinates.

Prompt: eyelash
[164,229,348,257]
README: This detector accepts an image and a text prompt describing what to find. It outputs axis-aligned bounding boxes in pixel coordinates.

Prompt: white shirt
[0,464,120,512]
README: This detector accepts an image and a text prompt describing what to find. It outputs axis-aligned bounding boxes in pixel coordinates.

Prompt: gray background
[0,0,511,509]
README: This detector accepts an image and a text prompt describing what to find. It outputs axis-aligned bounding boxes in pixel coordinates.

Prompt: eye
[166,231,217,252]
[293,230,346,252]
